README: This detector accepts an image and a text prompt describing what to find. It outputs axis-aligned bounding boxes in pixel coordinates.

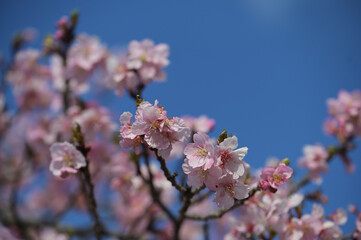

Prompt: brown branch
[72,125,104,240]
[203,220,209,240]
[78,166,104,240]
[174,186,193,239]
[134,148,176,223]
[152,149,186,194]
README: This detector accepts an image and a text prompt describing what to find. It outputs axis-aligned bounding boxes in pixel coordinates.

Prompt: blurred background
[1,0,361,235]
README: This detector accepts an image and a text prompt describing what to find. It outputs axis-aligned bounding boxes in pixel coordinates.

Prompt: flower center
[201,169,207,179]
[63,154,72,166]
[140,54,147,62]
[221,150,231,162]
[196,148,208,157]
[273,173,285,184]
[225,184,235,196]
[150,121,160,130]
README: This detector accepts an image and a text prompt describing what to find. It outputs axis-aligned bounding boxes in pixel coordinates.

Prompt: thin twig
[134,148,177,223]
[153,148,186,194]
[203,220,209,240]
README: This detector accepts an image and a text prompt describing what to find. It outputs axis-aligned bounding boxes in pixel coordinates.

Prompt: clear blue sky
[1,0,361,235]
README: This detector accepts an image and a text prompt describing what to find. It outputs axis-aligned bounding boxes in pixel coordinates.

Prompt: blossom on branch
[184,132,215,170]
[298,144,329,182]
[324,90,361,141]
[127,39,169,84]
[216,136,248,179]
[214,174,249,209]
[259,163,293,192]
[119,100,190,159]
[49,142,86,178]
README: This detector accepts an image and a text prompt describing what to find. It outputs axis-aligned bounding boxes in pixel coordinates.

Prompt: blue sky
[1,0,361,236]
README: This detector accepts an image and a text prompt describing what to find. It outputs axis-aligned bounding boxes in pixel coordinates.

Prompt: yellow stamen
[226,185,235,195]
[196,148,208,157]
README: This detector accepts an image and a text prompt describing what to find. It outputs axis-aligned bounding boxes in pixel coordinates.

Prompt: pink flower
[354,213,361,239]
[328,90,361,118]
[319,221,343,240]
[119,112,137,139]
[66,34,107,87]
[6,49,54,110]
[49,142,86,178]
[184,132,215,170]
[214,175,249,209]
[157,116,190,158]
[298,144,328,181]
[299,214,323,240]
[132,100,169,149]
[325,90,361,139]
[119,100,190,158]
[55,16,68,28]
[328,208,347,225]
[357,213,361,232]
[68,34,107,71]
[39,228,68,240]
[182,115,215,133]
[216,136,248,179]
[234,202,267,236]
[259,163,293,192]
[182,159,222,190]
[105,54,138,97]
[127,39,169,84]
[15,82,55,110]
[6,49,50,86]
[72,103,117,140]
[275,217,303,240]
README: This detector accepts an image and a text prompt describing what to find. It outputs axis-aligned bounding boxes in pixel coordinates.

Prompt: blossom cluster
[119,100,191,159]
[1,12,361,240]
[182,132,250,209]
[298,144,329,182]
[6,49,55,110]
[324,90,361,141]
[10,23,169,104]
[105,39,170,96]
[51,34,107,94]
[258,162,293,192]
[225,189,347,240]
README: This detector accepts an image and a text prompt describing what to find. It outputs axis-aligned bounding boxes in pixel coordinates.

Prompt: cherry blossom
[182,115,215,133]
[182,159,222,189]
[215,136,248,179]
[105,54,138,96]
[49,142,86,178]
[127,39,169,84]
[6,49,50,86]
[120,100,190,158]
[328,208,347,225]
[184,132,215,170]
[259,163,293,192]
[298,144,329,182]
[214,174,249,209]
[325,90,361,140]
